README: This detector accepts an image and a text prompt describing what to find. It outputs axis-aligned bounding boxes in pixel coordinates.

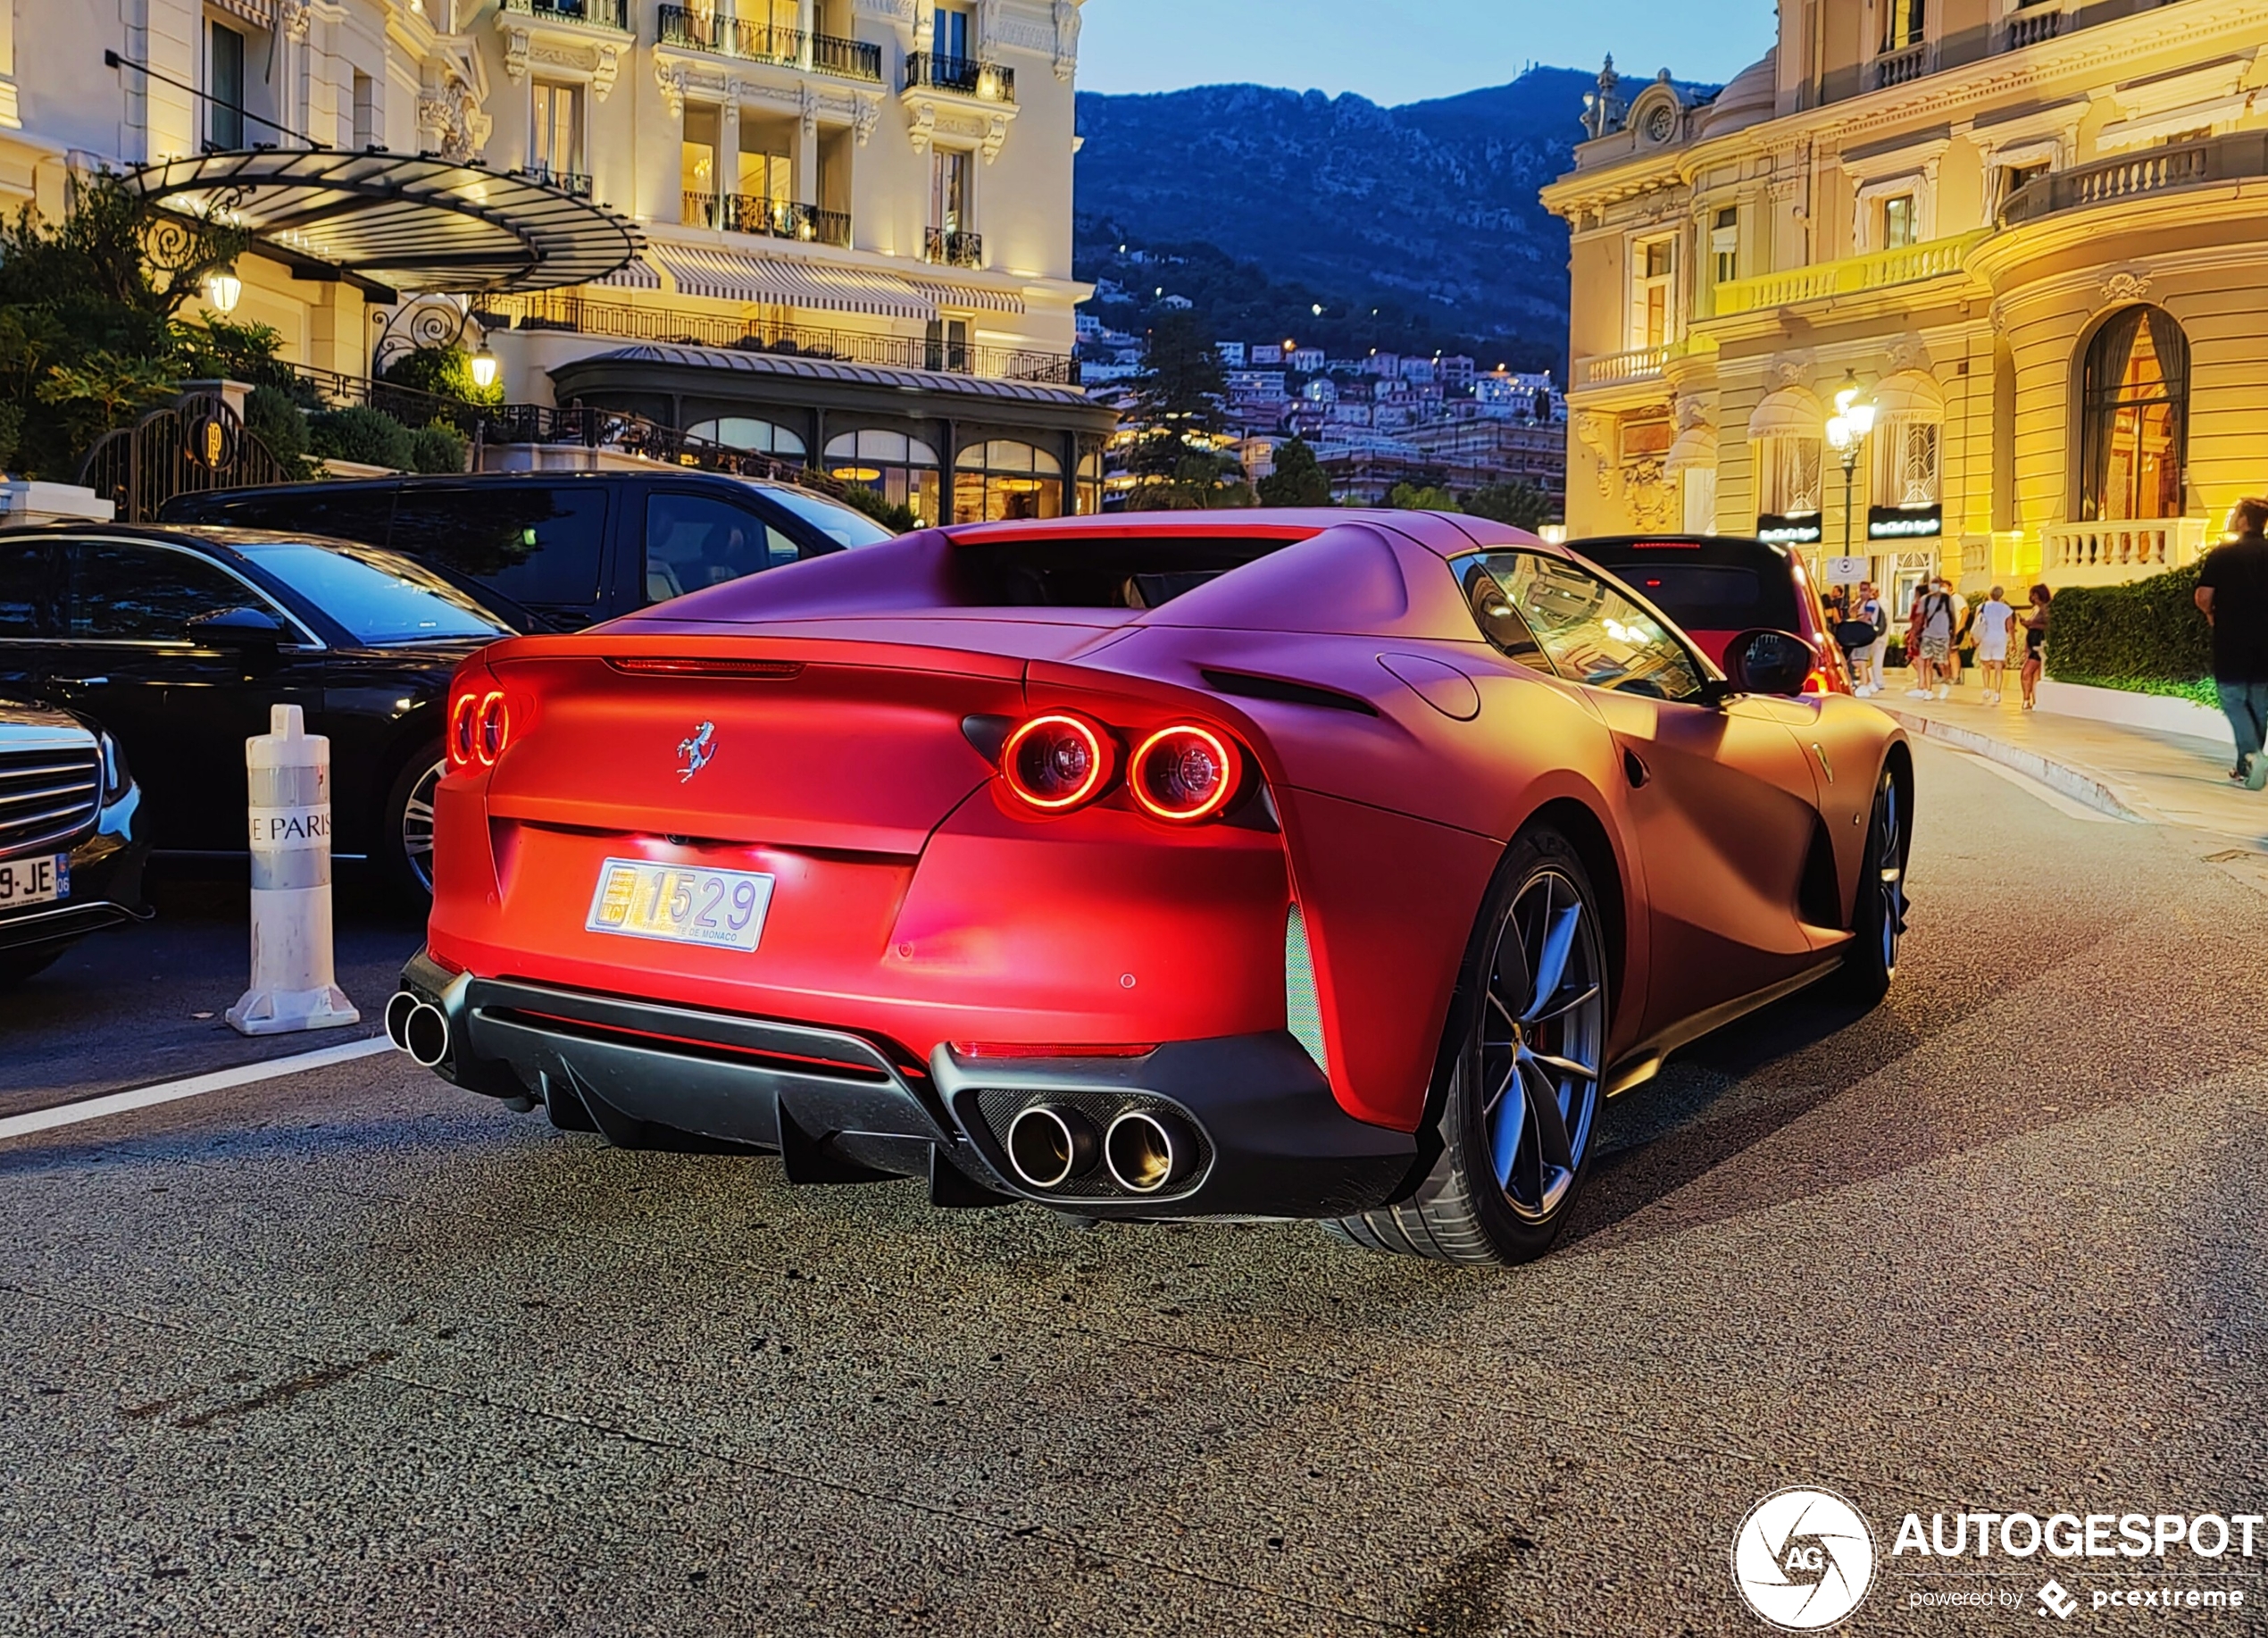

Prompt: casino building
[1543,0,2268,610]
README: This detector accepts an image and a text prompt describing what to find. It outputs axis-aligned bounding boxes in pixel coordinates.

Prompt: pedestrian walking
[1907,578,1955,698]
[2195,497,2268,789]
[1860,581,1889,698]
[1972,585,2015,704]
[2019,585,2051,710]
[1946,581,1973,690]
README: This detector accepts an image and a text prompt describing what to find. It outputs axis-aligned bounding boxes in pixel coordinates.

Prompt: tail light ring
[1130,723,1241,823]
[1001,713,1113,811]
[475,689,509,767]
[447,689,479,769]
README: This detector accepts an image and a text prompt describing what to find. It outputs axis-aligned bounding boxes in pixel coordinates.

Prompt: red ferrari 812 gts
[389,511,1911,1264]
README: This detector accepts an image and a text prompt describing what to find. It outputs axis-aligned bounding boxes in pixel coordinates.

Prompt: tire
[1326,825,1611,1266]
[379,747,445,907]
[1837,763,1910,1004]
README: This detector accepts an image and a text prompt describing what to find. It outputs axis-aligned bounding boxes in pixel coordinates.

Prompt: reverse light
[1130,723,1240,823]
[1002,713,1112,811]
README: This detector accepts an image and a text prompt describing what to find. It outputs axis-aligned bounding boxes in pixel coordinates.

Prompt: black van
[159,469,895,631]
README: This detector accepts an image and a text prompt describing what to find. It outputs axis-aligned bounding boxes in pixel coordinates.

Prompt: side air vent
[1285,904,1329,1074]
[1201,668,1379,716]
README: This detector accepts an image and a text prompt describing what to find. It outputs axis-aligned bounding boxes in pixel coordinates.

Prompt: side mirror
[1723,628,1816,698]
[186,606,286,649]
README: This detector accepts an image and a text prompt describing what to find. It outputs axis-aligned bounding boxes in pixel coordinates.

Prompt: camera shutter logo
[1730,1487,1877,1630]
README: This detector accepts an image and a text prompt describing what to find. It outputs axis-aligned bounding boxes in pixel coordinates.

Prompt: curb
[1880,706,2151,823]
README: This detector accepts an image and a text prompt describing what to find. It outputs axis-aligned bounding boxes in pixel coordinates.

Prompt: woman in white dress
[1972,585,2015,705]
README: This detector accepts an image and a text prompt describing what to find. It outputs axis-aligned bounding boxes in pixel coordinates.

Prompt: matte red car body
[420,510,1907,1149]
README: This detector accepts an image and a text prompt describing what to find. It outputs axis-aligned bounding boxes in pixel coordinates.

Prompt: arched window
[685,416,806,458]
[1075,450,1105,516]
[2080,305,2189,522]
[955,439,1064,522]
[825,429,941,526]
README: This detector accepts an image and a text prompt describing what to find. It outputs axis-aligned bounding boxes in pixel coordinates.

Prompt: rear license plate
[585,858,774,953]
[0,854,67,907]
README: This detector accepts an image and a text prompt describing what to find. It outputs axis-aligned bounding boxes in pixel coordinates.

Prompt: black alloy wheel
[1839,765,1909,1003]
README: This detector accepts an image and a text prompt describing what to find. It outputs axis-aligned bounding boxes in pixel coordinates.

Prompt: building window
[686,417,806,458]
[955,439,1063,522]
[933,4,971,61]
[1076,450,1104,516]
[1881,0,1925,50]
[681,106,719,226]
[1881,194,1918,250]
[827,430,942,527]
[2080,305,2189,522]
[1711,207,1738,286]
[208,20,246,149]
[1872,418,1940,507]
[1631,237,1675,351]
[352,72,376,149]
[531,81,583,182]
[932,148,971,235]
[1757,436,1823,517]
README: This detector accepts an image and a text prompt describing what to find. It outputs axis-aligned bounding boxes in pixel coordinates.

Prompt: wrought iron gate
[75,393,289,523]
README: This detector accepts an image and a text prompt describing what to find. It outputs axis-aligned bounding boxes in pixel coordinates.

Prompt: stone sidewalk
[1876,681,2268,847]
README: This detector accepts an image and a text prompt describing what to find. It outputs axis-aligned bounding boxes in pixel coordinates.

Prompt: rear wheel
[379,748,444,907]
[1327,826,1609,1266]
[1838,765,1909,1004]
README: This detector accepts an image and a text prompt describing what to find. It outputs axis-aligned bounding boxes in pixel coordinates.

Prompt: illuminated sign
[1869,505,1942,539]
[1755,512,1823,546]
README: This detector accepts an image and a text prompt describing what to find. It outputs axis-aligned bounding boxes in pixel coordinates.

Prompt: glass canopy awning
[121,148,646,297]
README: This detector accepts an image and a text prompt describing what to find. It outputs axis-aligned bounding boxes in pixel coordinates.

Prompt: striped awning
[911,278,1026,315]
[594,252,662,291]
[649,244,935,320]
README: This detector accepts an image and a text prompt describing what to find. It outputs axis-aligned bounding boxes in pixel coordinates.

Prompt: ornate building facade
[1543,1,2268,607]
[0,0,1105,522]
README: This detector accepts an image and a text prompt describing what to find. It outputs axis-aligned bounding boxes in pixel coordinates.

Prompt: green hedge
[2041,563,2212,696]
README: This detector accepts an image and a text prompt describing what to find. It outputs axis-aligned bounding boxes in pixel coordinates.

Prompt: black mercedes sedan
[0,525,514,901]
[1,695,149,985]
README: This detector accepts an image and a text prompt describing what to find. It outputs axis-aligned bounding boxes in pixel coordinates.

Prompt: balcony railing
[923,227,983,268]
[685,192,850,247]
[1872,42,1929,89]
[905,52,1015,104]
[2041,518,2209,584]
[2000,131,2268,227]
[501,0,630,32]
[657,5,798,63]
[2005,6,2063,49]
[1574,345,1668,389]
[518,163,592,198]
[1711,230,1988,317]
[811,31,883,81]
[476,291,1078,385]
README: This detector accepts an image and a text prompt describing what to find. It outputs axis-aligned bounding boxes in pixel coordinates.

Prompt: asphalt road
[3,740,2264,1636]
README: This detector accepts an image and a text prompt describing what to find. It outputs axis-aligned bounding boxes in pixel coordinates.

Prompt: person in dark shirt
[2196,497,2268,789]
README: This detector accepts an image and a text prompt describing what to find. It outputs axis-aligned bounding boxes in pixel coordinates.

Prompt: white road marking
[1948,746,2127,823]
[0,1035,396,1142]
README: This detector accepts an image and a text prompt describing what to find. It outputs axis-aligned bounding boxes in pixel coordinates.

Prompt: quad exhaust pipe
[384,989,452,1068]
[1002,1101,1198,1196]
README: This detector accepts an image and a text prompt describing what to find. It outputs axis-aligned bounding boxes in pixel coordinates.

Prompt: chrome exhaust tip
[1005,1105,1098,1191]
[402,1001,452,1068]
[383,990,420,1053]
[1104,1109,1195,1195]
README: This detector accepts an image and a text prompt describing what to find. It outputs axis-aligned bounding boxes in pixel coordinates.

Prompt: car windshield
[759,487,896,548]
[232,539,512,645]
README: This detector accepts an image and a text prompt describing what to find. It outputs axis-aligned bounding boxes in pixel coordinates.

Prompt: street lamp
[203,267,243,316]
[1823,372,1877,572]
[469,342,499,391]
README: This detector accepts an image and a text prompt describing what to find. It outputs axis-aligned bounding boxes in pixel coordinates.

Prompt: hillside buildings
[1544,0,2268,606]
[4,0,1108,522]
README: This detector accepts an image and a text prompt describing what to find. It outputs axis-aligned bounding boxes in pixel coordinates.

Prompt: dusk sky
[1078,0,1780,104]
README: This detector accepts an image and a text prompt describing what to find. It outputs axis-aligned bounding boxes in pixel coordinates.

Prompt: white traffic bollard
[225,704,360,1036]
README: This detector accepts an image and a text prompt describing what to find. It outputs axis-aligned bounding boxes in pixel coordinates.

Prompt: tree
[1256,437,1332,507]
[1125,306,1227,481]
[1387,481,1459,513]
[1464,479,1554,531]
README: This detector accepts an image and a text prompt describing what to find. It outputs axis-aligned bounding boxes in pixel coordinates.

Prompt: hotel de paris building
[1543,0,2268,612]
[0,0,1109,524]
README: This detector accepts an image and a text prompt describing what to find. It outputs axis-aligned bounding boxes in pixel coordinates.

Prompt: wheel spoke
[1522,901,1582,1023]
[1479,1057,1516,1118]
[1489,1073,1526,1190]
[1521,1057,1575,1171]
[1522,1047,1597,1082]
[1526,982,1600,1025]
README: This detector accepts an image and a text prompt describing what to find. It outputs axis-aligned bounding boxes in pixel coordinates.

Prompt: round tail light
[475,690,509,767]
[447,689,479,769]
[1130,724,1239,823]
[1002,714,1111,810]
